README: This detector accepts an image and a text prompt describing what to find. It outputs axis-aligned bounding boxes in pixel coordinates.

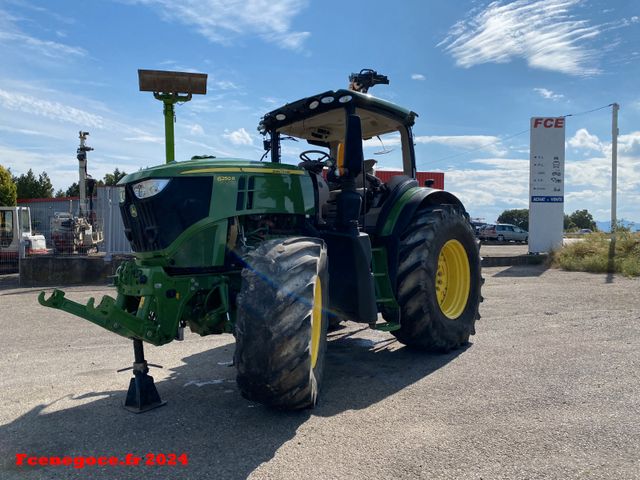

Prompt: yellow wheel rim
[436,239,471,319]
[310,277,323,369]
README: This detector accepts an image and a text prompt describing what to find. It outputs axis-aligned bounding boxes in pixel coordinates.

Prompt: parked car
[478,224,495,240]
[470,221,487,236]
[482,223,528,243]
[578,228,593,234]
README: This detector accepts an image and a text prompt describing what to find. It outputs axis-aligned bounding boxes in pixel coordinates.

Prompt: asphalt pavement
[1,265,639,479]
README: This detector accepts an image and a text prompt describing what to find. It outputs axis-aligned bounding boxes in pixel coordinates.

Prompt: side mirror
[343,114,363,178]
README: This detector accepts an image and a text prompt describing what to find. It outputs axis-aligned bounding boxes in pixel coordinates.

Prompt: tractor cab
[259,88,421,231]
[259,88,417,174]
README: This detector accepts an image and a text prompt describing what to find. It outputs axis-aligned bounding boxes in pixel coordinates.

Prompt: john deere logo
[129,205,138,218]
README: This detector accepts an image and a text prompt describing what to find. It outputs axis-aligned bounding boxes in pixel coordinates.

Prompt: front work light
[132,179,171,199]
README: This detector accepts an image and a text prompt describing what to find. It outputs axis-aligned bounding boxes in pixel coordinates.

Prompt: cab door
[0,209,17,249]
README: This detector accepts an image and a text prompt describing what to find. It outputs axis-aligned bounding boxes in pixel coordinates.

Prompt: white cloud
[444,151,639,222]
[619,131,640,156]
[470,158,529,169]
[411,73,426,81]
[366,133,508,159]
[439,0,605,76]
[533,87,564,100]
[0,144,85,191]
[212,80,239,91]
[0,88,104,128]
[0,8,86,60]
[568,128,603,152]
[264,31,310,51]
[565,156,610,188]
[190,124,204,136]
[123,135,164,144]
[223,127,253,146]
[0,31,86,58]
[444,158,530,219]
[567,128,640,157]
[0,124,59,138]
[415,135,508,156]
[132,0,311,51]
[183,138,236,158]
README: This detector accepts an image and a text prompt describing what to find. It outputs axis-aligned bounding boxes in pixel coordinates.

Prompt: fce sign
[533,118,565,129]
[529,117,566,253]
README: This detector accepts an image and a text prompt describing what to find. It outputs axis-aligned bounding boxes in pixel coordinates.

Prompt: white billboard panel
[529,117,565,253]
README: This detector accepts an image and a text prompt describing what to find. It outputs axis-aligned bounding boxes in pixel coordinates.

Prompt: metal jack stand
[122,339,166,413]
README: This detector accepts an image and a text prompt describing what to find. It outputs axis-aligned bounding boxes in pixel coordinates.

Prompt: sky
[0,0,638,224]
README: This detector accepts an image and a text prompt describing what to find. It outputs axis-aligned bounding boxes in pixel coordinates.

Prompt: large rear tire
[389,205,482,351]
[234,237,329,409]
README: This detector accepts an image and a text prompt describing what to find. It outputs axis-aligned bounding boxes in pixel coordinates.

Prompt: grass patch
[552,232,640,277]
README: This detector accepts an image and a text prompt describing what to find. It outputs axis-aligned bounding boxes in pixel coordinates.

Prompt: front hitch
[38,290,176,346]
[38,260,231,346]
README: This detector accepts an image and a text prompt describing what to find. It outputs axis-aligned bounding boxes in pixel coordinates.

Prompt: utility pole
[611,103,619,234]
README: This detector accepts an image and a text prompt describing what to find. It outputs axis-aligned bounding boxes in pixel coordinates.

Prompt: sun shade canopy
[259,89,417,142]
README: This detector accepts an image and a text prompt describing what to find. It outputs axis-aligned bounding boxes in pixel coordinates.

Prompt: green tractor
[39,69,482,412]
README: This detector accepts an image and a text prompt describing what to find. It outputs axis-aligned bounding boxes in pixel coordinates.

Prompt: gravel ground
[0,265,638,480]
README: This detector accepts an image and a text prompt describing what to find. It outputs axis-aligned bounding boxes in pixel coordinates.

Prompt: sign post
[529,117,566,253]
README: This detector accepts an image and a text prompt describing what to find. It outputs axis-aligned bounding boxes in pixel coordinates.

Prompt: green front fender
[379,187,465,237]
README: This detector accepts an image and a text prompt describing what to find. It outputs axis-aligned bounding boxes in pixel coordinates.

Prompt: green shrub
[552,232,640,277]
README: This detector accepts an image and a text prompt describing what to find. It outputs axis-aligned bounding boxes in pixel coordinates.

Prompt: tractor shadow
[492,263,549,278]
[0,328,465,480]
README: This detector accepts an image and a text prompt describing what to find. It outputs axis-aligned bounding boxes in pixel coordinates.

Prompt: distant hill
[595,220,639,232]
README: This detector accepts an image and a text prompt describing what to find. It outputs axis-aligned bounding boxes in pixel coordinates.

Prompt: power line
[422,103,615,168]
[563,103,614,118]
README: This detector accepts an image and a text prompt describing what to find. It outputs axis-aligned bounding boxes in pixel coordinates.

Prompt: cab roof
[258,89,418,143]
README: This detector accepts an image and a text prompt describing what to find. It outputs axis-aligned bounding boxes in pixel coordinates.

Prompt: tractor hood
[118,159,307,185]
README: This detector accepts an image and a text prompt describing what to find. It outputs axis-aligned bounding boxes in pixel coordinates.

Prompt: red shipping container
[375,171,444,190]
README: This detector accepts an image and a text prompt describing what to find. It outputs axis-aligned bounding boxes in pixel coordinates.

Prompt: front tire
[234,237,329,409]
[389,205,482,351]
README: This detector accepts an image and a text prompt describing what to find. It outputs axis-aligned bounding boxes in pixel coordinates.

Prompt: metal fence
[17,197,79,245]
[0,187,132,274]
[96,186,132,257]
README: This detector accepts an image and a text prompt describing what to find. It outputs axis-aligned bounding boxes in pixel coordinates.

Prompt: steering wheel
[299,150,331,163]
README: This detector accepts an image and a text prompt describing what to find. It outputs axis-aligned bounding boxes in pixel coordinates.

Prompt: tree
[65,182,80,197]
[0,165,17,206]
[497,208,528,230]
[568,209,597,231]
[13,169,54,199]
[103,168,127,186]
[563,214,575,230]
